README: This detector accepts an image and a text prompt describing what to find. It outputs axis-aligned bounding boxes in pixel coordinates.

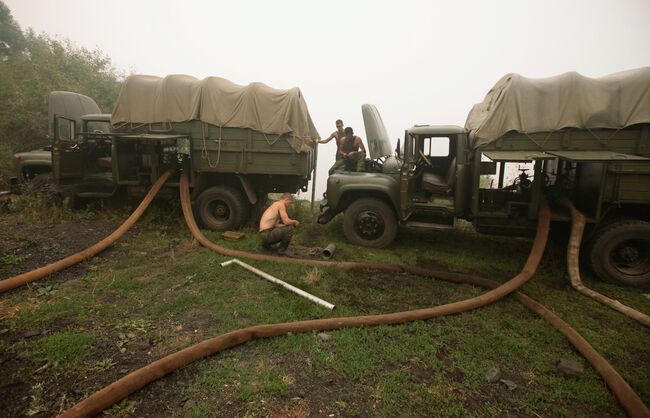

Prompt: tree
[0,1,25,58]
[0,1,124,181]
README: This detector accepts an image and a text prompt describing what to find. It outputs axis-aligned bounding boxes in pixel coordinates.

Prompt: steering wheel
[418,149,433,167]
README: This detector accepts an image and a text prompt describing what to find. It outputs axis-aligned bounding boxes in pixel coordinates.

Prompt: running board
[77,191,115,198]
[404,221,454,230]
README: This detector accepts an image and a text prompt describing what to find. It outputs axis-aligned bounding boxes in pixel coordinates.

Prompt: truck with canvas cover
[50,74,319,230]
[318,68,650,286]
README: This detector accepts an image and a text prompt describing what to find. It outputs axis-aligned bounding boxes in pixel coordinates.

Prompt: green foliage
[33,331,95,366]
[0,1,124,180]
[0,1,25,57]
[104,399,137,417]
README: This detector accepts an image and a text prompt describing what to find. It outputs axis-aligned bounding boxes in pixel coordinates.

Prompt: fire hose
[0,170,172,294]
[58,172,649,418]
[561,199,650,327]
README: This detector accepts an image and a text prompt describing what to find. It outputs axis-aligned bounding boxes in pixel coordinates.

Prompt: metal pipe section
[310,143,318,211]
[221,258,336,310]
[322,243,337,259]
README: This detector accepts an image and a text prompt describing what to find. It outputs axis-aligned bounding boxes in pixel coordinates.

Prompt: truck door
[399,132,416,218]
[52,115,84,184]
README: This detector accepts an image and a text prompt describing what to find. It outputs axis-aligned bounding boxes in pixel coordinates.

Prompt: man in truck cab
[318,119,346,161]
[259,193,300,255]
[328,127,367,175]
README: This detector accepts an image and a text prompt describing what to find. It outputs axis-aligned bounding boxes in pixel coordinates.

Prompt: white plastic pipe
[220,258,336,310]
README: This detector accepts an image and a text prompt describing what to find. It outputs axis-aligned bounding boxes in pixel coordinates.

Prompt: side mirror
[395,138,401,158]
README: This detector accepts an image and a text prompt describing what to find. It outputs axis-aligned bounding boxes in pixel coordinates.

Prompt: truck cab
[398,125,470,227]
[318,105,476,247]
[11,91,103,187]
[51,112,117,200]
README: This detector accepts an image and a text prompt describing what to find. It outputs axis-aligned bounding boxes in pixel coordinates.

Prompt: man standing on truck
[259,193,300,255]
[318,119,346,160]
[328,127,366,175]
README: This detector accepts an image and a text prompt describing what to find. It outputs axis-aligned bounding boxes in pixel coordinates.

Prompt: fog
[7,0,650,198]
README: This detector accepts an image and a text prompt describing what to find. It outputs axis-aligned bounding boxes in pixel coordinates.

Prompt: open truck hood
[362,104,392,160]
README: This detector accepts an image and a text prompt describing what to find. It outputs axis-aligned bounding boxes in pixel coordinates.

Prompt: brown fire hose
[561,199,650,327]
[58,173,649,418]
[0,170,172,294]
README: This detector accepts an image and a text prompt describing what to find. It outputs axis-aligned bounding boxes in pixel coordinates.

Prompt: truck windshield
[86,121,111,133]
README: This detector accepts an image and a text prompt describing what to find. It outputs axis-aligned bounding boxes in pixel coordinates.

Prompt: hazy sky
[6,0,650,197]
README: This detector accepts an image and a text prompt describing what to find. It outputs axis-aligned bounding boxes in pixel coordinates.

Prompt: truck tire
[196,186,248,231]
[28,173,51,192]
[588,219,650,287]
[343,198,397,248]
[62,194,86,210]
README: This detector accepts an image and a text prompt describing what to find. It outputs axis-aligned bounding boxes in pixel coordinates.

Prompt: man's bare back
[259,197,300,232]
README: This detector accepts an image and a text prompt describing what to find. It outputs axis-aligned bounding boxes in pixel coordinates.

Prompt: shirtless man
[318,119,345,161]
[259,193,300,254]
[328,127,366,175]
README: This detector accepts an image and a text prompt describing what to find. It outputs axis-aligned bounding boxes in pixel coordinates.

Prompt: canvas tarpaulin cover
[111,74,320,153]
[465,67,650,149]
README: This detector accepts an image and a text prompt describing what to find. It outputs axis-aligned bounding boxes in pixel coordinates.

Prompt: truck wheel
[62,194,86,210]
[196,186,247,231]
[28,173,51,193]
[343,198,397,248]
[589,219,650,287]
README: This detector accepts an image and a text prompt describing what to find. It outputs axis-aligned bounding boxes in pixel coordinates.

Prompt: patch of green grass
[0,253,29,265]
[193,357,240,391]
[183,403,216,418]
[32,331,95,366]
[259,370,290,396]
[17,297,91,327]
[104,399,138,417]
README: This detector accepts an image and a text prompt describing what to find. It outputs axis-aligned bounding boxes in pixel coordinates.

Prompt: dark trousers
[260,225,294,251]
[328,152,366,175]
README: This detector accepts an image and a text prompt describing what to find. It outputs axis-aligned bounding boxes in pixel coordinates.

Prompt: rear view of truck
[103,74,318,229]
[467,68,650,286]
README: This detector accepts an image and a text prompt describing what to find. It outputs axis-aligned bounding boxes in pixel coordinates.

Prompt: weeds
[32,331,95,367]
[91,358,117,372]
[103,399,137,417]
[25,382,48,417]
[1,253,29,265]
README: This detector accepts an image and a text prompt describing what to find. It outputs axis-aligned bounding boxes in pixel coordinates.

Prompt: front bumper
[317,198,336,224]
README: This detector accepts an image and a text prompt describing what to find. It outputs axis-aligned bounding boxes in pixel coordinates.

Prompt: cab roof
[81,113,111,121]
[407,125,466,136]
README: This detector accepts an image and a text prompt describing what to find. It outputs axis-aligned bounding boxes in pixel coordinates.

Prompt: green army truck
[11,91,102,186]
[318,68,650,286]
[50,74,319,230]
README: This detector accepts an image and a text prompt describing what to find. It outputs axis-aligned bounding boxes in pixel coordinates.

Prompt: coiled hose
[0,170,172,294]
[561,199,650,327]
[58,173,649,418]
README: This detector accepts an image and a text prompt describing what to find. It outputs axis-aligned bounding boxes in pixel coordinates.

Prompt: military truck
[10,91,102,186]
[49,74,319,229]
[318,68,650,286]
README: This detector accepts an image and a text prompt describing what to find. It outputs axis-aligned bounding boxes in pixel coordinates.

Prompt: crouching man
[259,193,300,255]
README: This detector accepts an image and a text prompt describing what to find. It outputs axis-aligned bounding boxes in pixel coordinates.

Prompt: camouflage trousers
[260,225,295,252]
[328,152,366,175]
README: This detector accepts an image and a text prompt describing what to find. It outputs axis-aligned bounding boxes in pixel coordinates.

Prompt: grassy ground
[0,195,649,417]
